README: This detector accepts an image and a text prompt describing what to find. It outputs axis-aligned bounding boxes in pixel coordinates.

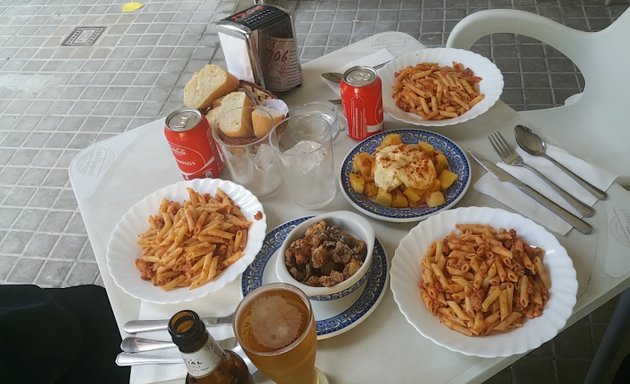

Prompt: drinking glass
[211,106,283,199]
[268,113,336,209]
[291,101,346,140]
[233,283,324,384]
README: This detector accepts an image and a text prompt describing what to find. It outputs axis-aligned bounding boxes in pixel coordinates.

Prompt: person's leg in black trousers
[0,284,129,384]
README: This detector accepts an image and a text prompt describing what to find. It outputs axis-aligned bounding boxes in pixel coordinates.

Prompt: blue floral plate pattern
[241,216,389,340]
[339,129,471,222]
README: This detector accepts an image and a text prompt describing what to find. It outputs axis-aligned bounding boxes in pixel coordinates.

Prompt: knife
[115,344,260,376]
[468,150,593,235]
[115,351,261,377]
[123,312,234,334]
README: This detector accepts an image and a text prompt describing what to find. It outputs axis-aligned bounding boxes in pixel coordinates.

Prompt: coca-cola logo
[172,146,186,156]
[169,144,205,171]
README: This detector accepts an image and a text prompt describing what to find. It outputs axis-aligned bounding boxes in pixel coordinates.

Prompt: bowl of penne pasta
[380,48,504,127]
[106,178,267,304]
[390,206,578,357]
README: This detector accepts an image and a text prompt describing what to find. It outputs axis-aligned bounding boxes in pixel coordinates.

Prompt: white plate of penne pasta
[106,178,267,304]
[390,206,577,357]
[380,48,504,127]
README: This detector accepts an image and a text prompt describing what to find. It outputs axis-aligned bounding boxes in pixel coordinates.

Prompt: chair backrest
[447,8,630,184]
[569,9,630,113]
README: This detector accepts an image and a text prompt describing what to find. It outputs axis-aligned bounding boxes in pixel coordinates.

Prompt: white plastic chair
[446,8,630,187]
[446,9,630,384]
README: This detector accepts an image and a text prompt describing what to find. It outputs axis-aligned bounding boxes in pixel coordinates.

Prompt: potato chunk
[439,169,458,190]
[392,190,409,208]
[349,173,365,194]
[364,181,379,197]
[426,191,446,207]
[428,179,441,193]
[435,152,449,169]
[353,152,374,180]
[375,188,392,207]
[417,141,434,152]
[376,133,402,151]
[403,187,424,204]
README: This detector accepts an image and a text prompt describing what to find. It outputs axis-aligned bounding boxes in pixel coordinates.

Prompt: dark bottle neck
[169,310,227,377]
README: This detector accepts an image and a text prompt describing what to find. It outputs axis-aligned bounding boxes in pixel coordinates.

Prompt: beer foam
[248,294,303,350]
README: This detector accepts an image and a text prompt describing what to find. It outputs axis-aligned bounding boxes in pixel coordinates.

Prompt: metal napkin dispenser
[216,4,302,93]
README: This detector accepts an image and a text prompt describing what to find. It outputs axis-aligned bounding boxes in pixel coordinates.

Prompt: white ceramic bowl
[275,211,375,301]
[106,178,267,304]
[391,206,577,357]
[380,48,504,127]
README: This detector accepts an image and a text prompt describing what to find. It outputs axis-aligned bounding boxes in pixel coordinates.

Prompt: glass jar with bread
[211,101,285,199]
[182,64,288,198]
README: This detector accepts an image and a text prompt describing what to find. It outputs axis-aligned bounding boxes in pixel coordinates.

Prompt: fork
[488,132,595,218]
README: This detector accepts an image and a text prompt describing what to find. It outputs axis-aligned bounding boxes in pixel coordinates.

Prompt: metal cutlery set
[470,125,606,235]
[116,313,260,375]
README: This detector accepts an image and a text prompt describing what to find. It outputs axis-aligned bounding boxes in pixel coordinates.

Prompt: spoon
[123,312,234,334]
[321,72,343,83]
[320,60,391,84]
[514,124,607,200]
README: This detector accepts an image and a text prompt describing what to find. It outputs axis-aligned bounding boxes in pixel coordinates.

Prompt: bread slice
[205,106,222,128]
[251,106,286,138]
[184,64,240,110]
[240,80,275,104]
[214,91,254,138]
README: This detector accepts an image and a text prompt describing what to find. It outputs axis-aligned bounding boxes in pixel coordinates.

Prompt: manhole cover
[61,26,106,46]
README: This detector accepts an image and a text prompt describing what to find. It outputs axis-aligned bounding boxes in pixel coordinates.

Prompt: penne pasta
[481,286,501,311]
[393,62,485,121]
[518,275,529,309]
[499,289,509,321]
[534,257,551,289]
[134,187,252,291]
[418,224,551,336]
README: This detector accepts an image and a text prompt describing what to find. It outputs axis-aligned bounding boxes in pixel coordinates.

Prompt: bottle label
[181,342,224,378]
[262,36,302,92]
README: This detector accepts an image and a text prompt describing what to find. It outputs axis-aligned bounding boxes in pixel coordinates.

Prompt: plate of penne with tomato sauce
[390,206,578,357]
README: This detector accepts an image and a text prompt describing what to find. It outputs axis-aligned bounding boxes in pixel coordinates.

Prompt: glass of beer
[233,282,320,384]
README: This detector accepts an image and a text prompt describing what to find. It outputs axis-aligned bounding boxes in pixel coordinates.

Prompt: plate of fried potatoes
[339,129,471,222]
[106,178,267,304]
[380,48,503,126]
[391,207,577,357]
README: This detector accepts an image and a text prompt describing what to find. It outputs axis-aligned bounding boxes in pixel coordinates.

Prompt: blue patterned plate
[339,129,471,222]
[241,216,389,340]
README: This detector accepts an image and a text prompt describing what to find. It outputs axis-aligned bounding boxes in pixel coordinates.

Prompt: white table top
[69,32,630,384]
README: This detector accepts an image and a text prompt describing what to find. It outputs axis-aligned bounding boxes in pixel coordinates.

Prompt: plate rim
[380,47,504,127]
[390,206,578,357]
[338,128,471,223]
[105,178,267,304]
[240,216,390,339]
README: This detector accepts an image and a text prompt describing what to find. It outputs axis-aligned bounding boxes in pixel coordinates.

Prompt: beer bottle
[168,310,254,384]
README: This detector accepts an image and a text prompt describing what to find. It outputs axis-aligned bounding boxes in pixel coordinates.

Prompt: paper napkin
[322,49,395,96]
[474,143,617,235]
[128,280,242,384]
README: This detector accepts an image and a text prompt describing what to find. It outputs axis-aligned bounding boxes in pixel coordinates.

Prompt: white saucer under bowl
[240,216,389,340]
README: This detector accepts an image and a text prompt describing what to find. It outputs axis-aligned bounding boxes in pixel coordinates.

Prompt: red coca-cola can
[164,108,223,180]
[340,66,384,141]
